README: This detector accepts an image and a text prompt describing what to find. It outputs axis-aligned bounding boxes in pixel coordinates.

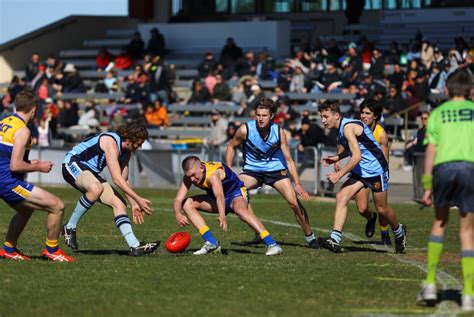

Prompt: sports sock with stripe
[114,215,140,248]
[67,194,94,229]
[199,226,218,246]
[260,230,277,246]
[461,250,474,296]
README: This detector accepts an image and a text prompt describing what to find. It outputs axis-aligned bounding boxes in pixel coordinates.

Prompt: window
[231,0,255,13]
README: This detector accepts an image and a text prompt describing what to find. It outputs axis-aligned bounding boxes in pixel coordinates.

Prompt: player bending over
[0,90,74,261]
[62,120,159,256]
[173,156,282,256]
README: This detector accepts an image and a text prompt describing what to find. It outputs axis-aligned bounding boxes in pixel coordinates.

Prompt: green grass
[0,188,468,316]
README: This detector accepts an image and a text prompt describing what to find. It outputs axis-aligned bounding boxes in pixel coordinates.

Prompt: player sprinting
[226,97,319,249]
[61,120,159,256]
[0,89,75,261]
[318,100,407,253]
[417,68,474,312]
[173,156,282,256]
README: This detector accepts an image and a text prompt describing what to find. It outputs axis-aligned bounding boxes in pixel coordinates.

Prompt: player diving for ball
[173,156,282,256]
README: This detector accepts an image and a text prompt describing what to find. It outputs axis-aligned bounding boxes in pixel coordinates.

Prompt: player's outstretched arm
[279,127,310,200]
[208,171,228,231]
[327,124,362,184]
[173,179,192,227]
[225,124,247,167]
[120,161,145,224]
[11,127,52,173]
[101,136,153,215]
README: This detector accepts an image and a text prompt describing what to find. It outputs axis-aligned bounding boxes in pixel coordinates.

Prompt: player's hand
[132,205,145,225]
[38,161,53,173]
[137,197,153,215]
[422,189,433,206]
[334,162,341,173]
[327,172,341,184]
[295,183,310,200]
[30,159,40,165]
[321,155,338,167]
[218,215,227,231]
[176,213,189,227]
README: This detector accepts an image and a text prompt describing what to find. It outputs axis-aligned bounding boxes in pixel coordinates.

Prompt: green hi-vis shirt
[425,99,474,166]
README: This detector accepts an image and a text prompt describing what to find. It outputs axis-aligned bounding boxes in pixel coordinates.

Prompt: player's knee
[288,200,299,212]
[336,191,350,204]
[50,197,65,216]
[182,198,195,214]
[88,182,104,200]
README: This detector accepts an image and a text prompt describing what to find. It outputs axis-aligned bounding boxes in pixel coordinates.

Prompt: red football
[165,232,191,253]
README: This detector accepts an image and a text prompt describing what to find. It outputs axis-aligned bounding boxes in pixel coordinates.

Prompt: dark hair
[318,100,341,114]
[446,68,472,99]
[15,89,40,113]
[181,155,201,172]
[254,97,277,114]
[359,99,383,122]
[117,120,148,143]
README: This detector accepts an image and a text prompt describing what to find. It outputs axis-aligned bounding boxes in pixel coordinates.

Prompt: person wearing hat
[147,27,165,57]
[63,63,85,93]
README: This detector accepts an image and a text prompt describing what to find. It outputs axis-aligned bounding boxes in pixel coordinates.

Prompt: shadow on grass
[341,246,388,253]
[353,240,391,246]
[75,249,130,256]
[231,240,309,249]
[417,289,461,307]
[185,247,261,256]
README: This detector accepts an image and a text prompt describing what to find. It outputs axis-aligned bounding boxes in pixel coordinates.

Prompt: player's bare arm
[225,124,247,167]
[422,143,436,206]
[101,136,153,214]
[119,157,145,225]
[379,130,390,163]
[208,170,228,231]
[327,124,362,184]
[279,127,310,200]
[173,179,192,227]
[11,127,52,173]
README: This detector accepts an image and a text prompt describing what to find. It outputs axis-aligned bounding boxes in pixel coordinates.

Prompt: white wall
[139,21,291,57]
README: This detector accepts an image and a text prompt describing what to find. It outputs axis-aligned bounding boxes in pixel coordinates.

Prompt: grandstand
[0,0,473,196]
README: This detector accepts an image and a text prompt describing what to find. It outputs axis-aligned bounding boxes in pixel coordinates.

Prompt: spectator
[429,63,447,93]
[96,47,113,70]
[104,70,119,93]
[420,40,434,69]
[204,71,217,95]
[197,51,218,78]
[219,37,243,73]
[290,66,307,93]
[385,84,407,114]
[387,63,405,90]
[319,63,342,92]
[208,109,228,146]
[37,78,53,101]
[404,111,429,169]
[256,50,274,80]
[271,86,290,106]
[147,28,166,57]
[57,100,79,127]
[241,84,264,117]
[128,31,145,60]
[347,42,363,73]
[77,100,100,130]
[212,74,232,102]
[369,48,384,80]
[188,79,211,104]
[52,70,66,95]
[63,63,85,93]
[277,63,293,92]
[236,51,257,77]
[114,47,133,70]
[148,56,170,105]
[8,76,25,101]
[144,99,169,129]
[25,53,40,82]
[296,117,326,171]
[37,115,51,147]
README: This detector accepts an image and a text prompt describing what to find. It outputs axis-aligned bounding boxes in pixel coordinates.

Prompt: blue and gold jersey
[196,162,244,197]
[372,124,385,145]
[338,117,388,177]
[0,114,32,182]
[242,120,287,172]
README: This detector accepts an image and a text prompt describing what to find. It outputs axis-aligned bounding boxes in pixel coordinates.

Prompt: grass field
[0,187,469,316]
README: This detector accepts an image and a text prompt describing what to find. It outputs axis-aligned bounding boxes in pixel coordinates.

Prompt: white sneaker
[193,241,221,255]
[417,282,437,303]
[265,244,282,256]
[462,294,474,312]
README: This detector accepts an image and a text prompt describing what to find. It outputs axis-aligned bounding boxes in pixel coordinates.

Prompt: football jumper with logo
[196,161,248,213]
[0,114,34,205]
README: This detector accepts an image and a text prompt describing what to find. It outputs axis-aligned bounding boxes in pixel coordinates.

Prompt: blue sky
[0,0,128,44]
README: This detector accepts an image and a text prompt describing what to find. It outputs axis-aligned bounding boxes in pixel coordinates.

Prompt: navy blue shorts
[241,169,289,186]
[62,157,106,192]
[433,162,474,213]
[345,171,389,193]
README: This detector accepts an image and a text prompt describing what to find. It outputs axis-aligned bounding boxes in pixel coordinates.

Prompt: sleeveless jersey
[242,120,287,172]
[64,132,129,174]
[372,124,385,145]
[0,114,32,182]
[196,161,244,197]
[338,117,388,177]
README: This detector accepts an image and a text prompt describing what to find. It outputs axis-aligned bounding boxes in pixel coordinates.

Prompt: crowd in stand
[1,29,474,163]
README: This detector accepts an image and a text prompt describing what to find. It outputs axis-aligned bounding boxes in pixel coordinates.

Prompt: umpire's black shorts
[433,162,474,213]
